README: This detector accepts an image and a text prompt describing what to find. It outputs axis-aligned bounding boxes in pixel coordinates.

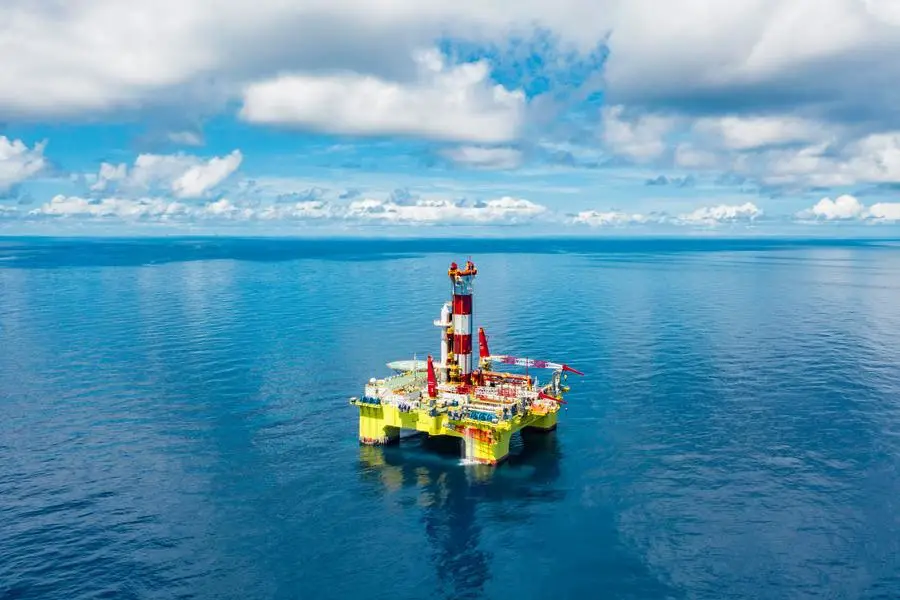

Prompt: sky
[2,0,900,236]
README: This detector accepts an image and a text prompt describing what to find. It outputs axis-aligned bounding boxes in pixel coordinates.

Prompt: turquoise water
[2,238,899,599]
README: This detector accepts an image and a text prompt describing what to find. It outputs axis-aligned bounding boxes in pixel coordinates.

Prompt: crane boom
[487,355,584,375]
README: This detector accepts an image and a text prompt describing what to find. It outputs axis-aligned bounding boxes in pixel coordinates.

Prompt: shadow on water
[357,431,563,600]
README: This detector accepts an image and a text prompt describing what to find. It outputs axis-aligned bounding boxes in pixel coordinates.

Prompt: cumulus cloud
[7,1,896,130]
[0,1,614,121]
[29,195,260,221]
[0,136,47,193]
[90,162,128,192]
[600,106,900,190]
[692,116,829,151]
[257,201,335,220]
[31,195,191,219]
[442,146,523,169]
[5,0,900,193]
[28,194,320,222]
[867,202,900,221]
[756,132,900,187]
[28,190,900,229]
[827,132,900,186]
[346,196,545,224]
[573,210,651,227]
[801,195,865,220]
[868,0,900,25]
[601,105,675,162]
[604,0,900,126]
[240,50,524,143]
[597,3,900,187]
[198,198,253,220]
[673,144,720,170]
[3,0,900,197]
[798,194,900,222]
[27,193,546,225]
[678,202,762,225]
[664,123,900,188]
[90,150,242,198]
[574,202,763,227]
[171,151,243,198]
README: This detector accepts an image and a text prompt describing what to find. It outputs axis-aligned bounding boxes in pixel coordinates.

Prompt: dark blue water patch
[2,240,900,599]
[0,236,897,269]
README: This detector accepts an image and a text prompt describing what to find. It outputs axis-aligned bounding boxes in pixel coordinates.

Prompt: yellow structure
[352,393,560,465]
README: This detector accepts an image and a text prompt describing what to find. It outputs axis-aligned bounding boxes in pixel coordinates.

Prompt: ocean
[1,237,899,599]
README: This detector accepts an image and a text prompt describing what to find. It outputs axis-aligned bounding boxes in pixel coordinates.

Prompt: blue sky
[2,0,900,236]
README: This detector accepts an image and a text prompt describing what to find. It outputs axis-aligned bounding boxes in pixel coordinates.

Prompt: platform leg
[467,429,512,465]
[358,406,400,445]
[523,411,558,432]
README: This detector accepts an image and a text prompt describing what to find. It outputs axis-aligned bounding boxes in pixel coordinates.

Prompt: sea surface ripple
[1,238,899,599]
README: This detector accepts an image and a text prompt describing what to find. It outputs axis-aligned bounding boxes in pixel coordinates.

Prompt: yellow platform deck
[352,402,558,465]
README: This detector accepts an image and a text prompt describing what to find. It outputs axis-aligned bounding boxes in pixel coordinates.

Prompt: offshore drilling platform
[350,259,582,465]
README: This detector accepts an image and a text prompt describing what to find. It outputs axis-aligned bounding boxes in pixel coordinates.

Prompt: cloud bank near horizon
[9,191,896,233]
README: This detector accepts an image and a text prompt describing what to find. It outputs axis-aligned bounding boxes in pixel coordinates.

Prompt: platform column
[463,428,512,465]
[358,406,400,445]
[523,411,558,432]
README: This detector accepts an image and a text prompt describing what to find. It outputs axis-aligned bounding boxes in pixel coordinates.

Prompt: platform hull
[355,403,558,465]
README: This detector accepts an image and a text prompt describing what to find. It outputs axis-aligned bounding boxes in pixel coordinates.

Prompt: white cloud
[197,198,254,219]
[664,123,900,188]
[0,136,47,192]
[3,0,899,193]
[127,154,205,190]
[759,132,900,187]
[346,195,545,223]
[678,202,762,225]
[240,50,524,143]
[802,194,865,220]
[693,116,830,151]
[30,195,258,221]
[7,0,895,129]
[167,131,204,146]
[604,0,900,122]
[674,144,719,170]
[596,2,900,186]
[866,0,900,25]
[798,194,900,222]
[840,133,900,184]
[0,1,217,118]
[442,146,523,169]
[574,202,763,228]
[171,151,243,198]
[27,193,546,225]
[90,150,242,198]
[257,201,335,220]
[573,210,651,227]
[31,195,191,219]
[755,142,835,186]
[5,0,900,196]
[90,162,128,192]
[601,105,675,162]
[0,1,614,120]
[867,202,900,221]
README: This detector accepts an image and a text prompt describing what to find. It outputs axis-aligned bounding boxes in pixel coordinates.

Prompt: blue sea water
[2,237,900,600]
